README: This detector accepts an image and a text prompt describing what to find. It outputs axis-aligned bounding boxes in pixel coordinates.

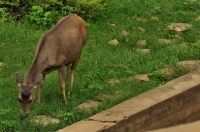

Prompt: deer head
[15,72,43,118]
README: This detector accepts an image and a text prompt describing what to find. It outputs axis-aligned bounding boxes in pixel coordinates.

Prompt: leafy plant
[28,5,53,26]
[57,111,75,123]
[0,8,8,23]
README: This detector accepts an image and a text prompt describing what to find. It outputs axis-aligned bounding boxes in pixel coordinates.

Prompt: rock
[95,93,110,101]
[157,68,174,77]
[180,42,188,48]
[166,23,193,32]
[150,16,159,21]
[195,16,200,21]
[158,39,171,44]
[31,115,60,125]
[192,40,200,46]
[127,74,149,82]
[136,49,150,54]
[138,27,146,33]
[177,60,200,70]
[121,30,129,36]
[96,91,121,101]
[76,100,99,111]
[134,74,149,81]
[107,39,119,45]
[106,78,120,84]
[110,24,117,28]
[136,40,147,46]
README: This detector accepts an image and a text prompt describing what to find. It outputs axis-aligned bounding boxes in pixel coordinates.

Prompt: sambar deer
[15,14,87,118]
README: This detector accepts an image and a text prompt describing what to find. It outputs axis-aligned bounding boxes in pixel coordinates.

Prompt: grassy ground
[1,0,200,131]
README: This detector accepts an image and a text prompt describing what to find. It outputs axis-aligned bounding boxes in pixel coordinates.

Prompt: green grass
[1,0,200,131]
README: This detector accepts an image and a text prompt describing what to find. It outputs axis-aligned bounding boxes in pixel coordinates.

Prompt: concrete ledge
[57,71,200,132]
[149,120,200,132]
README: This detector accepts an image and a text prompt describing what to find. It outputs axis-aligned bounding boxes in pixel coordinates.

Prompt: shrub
[0,0,106,25]
[67,0,106,19]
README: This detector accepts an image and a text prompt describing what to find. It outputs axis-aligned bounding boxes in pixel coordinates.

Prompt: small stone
[110,24,117,28]
[136,49,150,54]
[121,30,129,36]
[125,38,129,42]
[136,40,147,46]
[138,27,145,33]
[0,62,2,68]
[76,100,99,111]
[150,16,159,21]
[31,115,60,125]
[166,23,193,32]
[177,60,200,70]
[192,40,200,46]
[106,78,120,84]
[158,39,171,44]
[135,74,149,81]
[127,74,149,82]
[107,39,119,45]
[195,16,200,21]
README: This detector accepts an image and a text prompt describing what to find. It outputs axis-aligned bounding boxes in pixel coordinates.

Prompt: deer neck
[24,59,44,85]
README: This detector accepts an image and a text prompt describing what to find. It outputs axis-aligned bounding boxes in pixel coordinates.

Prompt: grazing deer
[15,14,87,118]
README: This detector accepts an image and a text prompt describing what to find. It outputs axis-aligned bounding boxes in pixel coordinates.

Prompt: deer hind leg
[58,66,67,104]
[65,64,71,86]
[36,74,46,103]
[69,58,80,92]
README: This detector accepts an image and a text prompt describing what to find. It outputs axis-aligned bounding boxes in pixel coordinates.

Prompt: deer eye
[28,100,33,103]
[18,98,22,103]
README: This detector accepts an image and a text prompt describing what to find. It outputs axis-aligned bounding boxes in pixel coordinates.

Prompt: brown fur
[16,14,87,117]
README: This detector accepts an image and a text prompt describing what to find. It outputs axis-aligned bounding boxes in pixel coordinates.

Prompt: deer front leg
[58,66,67,104]
[36,74,46,103]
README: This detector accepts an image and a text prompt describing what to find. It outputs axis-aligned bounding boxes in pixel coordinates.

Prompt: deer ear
[16,72,23,87]
[33,74,43,89]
